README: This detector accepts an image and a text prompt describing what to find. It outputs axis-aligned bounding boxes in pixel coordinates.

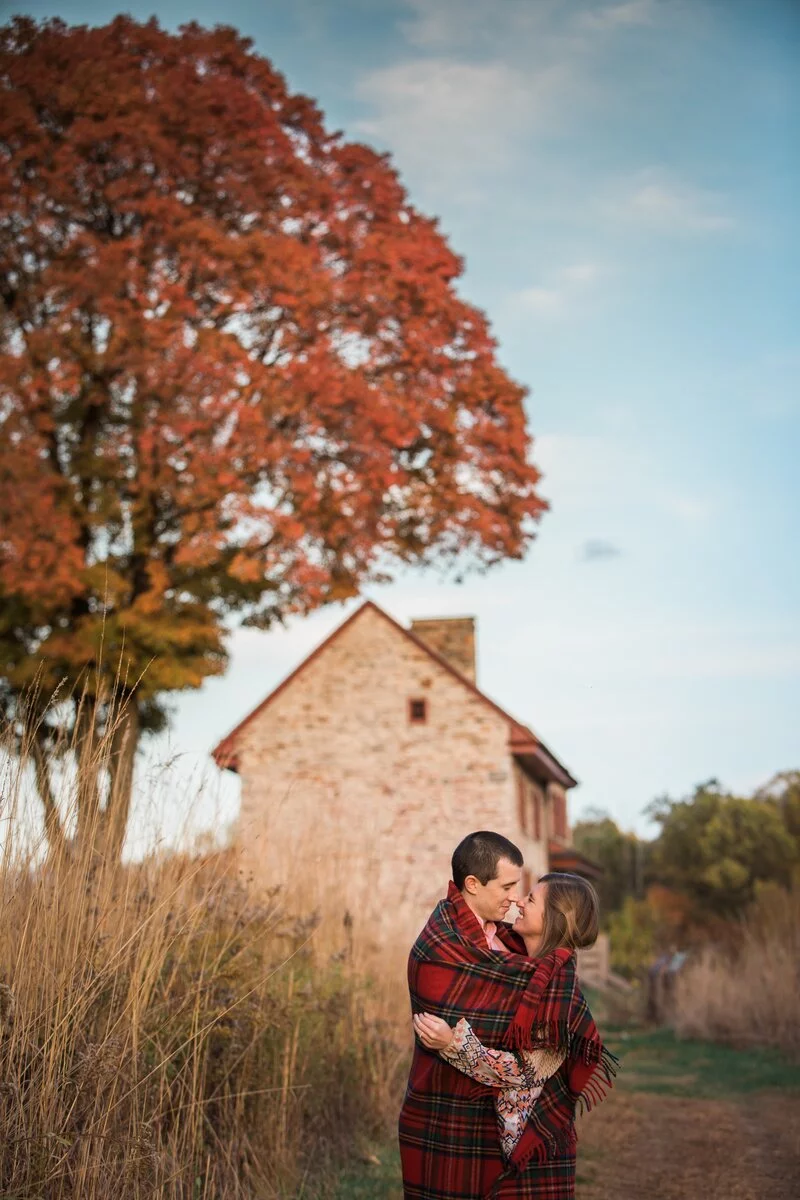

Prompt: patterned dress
[440,1019,566,1158]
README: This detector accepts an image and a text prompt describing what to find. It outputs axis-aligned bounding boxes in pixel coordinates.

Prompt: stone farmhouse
[212,600,599,945]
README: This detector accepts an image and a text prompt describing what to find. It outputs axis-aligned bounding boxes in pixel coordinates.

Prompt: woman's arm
[441,1019,530,1087]
[413,1013,528,1087]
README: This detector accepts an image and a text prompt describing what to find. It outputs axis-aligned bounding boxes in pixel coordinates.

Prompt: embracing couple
[399,831,617,1200]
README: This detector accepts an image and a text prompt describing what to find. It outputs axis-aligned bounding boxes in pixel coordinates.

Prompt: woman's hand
[413,1012,455,1050]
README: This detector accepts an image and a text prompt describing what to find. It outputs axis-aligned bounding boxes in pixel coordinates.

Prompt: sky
[6,0,799,849]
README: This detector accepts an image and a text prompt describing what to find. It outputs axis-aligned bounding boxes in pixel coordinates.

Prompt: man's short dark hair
[451,831,523,890]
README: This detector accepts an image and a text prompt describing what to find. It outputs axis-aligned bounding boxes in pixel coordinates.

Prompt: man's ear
[463,874,480,896]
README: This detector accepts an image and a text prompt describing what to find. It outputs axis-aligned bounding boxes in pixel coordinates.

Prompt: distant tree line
[573,771,800,976]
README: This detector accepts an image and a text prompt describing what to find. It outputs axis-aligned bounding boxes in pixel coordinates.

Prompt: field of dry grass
[0,830,407,1199]
[2,712,797,1198]
[4,823,798,1200]
[670,883,800,1057]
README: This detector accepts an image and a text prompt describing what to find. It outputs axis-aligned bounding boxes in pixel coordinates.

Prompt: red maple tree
[0,16,546,858]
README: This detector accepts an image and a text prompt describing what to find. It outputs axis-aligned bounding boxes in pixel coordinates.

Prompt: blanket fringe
[575,1045,620,1116]
[505,1123,577,1181]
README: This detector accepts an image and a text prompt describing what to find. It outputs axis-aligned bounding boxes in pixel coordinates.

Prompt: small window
[409,698,428,724]
[550,789,568,840]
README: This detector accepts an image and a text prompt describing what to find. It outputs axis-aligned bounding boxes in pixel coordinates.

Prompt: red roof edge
[513,743,578,789]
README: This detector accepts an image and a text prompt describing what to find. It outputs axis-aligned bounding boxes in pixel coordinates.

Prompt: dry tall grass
[671,884,800,1058]
[0,722,409,1198]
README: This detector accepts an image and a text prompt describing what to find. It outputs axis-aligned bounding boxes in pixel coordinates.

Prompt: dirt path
[328,1090,800,1198]
[577,1089,800,1199]
[328,1030,800,1198]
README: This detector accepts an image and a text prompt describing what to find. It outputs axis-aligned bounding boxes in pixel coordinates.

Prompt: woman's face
[513,881,548,939]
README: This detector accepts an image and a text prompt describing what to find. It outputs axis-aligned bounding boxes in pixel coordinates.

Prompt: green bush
[607,895,660,979]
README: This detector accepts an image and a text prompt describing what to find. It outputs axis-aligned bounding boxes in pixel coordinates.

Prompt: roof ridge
[211,598,577,788]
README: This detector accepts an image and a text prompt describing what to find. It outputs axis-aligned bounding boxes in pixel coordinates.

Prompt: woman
[413,873,617,1198]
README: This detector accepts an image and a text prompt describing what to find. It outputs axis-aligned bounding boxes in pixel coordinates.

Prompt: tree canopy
[574,781,799,974]
[0,17,546,854]
[573,809,647,915]
[647,780,797,920]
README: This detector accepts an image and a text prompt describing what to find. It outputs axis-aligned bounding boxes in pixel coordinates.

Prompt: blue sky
[9,0,799,847]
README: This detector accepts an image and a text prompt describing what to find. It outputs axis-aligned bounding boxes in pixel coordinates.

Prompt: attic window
[409,698,428,724]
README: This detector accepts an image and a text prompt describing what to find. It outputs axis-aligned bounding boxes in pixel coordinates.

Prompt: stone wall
[236,604,526,949]
[512,763,550,890]
[577,932,610,987]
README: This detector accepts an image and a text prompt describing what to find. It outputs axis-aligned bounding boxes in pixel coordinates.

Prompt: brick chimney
[410,617,477,683]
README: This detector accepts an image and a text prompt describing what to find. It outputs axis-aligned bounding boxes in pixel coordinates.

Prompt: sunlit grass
[608,1027,800,1098]
[0,713,408,1199]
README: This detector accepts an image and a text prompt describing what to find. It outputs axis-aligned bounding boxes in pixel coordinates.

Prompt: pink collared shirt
[480,919,508,953]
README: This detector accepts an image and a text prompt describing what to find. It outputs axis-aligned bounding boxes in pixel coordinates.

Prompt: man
[398,830,585,1200]
[399,830,528,1198]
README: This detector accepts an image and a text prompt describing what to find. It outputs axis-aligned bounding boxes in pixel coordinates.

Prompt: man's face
[464,856,522,923]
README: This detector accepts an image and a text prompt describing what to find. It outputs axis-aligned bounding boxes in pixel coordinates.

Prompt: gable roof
[212,599,578,789]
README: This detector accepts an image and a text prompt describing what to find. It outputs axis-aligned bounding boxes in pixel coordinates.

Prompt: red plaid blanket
[399,882,617,1199]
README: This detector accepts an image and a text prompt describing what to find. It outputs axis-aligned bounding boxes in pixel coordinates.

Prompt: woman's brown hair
[534,872,600,958]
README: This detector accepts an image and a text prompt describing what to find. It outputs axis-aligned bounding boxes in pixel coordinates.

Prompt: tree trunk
[30,693,140,865]
[101,698,140,864]
[31,732,69,859]
[75,699,103,853]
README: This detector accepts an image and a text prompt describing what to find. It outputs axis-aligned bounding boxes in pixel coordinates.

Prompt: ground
[575,1029,800,1200]
[324,1028,800,1199]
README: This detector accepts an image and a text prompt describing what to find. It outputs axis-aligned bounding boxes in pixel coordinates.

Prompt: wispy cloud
[616,169,737,235]
[399,0,663,51]
[514,261,605,318]
[355,58,571,187]
[354,1,685,207]
[576,0,660,32]
[397,0,561,52]
[581,538,623,561]
[355,0,659,194]
[657,491,716,525]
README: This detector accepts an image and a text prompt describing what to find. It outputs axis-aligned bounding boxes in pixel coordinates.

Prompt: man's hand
[413,1012,455,1050]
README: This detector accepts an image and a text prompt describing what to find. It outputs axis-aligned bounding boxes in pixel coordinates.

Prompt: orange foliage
[0,16,546,710]
[646,885,693,941]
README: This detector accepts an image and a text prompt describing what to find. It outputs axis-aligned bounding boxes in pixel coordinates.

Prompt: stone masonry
[214,602,578,949]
